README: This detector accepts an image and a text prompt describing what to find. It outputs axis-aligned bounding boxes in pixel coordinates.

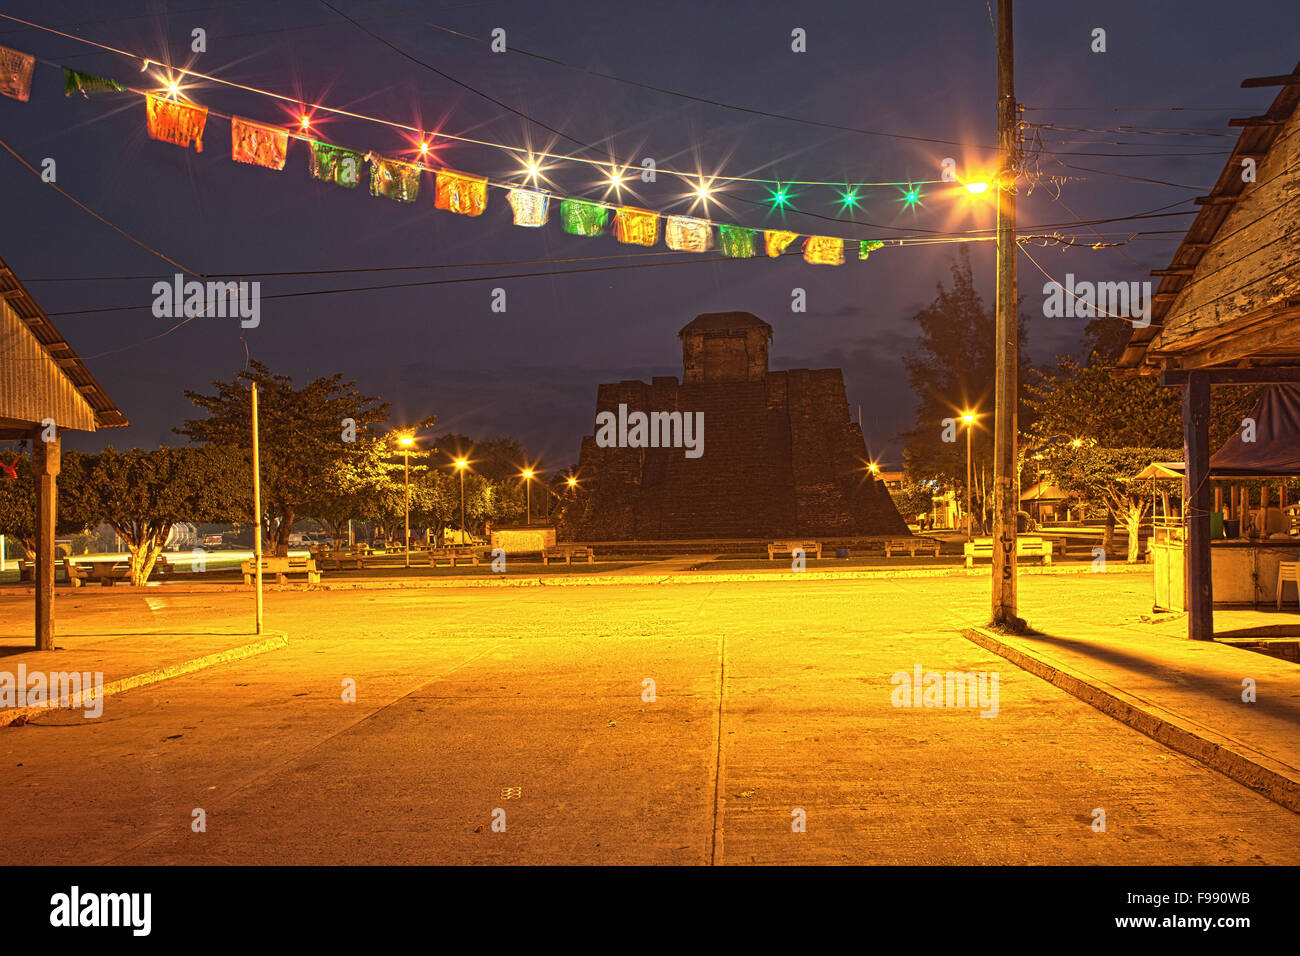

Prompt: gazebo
[0,254,127,648]
[1119,59,1300,638]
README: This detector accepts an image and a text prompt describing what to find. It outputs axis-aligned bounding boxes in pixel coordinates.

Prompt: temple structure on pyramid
[558,311,909,540]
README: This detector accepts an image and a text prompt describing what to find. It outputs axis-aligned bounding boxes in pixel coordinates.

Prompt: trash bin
[835,547,850,559]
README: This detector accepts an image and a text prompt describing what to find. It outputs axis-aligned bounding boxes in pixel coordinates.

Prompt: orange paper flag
[145,94,207,152]
[614,206,659,246]
[764,230,797,258]
[435,170,488,216]
[231,116,289,170]
[802,236,844,266]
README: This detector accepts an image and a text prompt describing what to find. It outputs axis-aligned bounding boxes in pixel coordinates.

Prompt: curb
[0,632,289,728]
[960,626,1300,815]
[7,562,1153,594]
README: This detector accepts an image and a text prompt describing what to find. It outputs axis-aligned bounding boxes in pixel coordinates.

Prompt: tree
[0,450,96,562]
[178,361,390,553]
[83,446,245,584]
[901,247,1032,490]
[1026,355,1254,451]
[1043,446,1177,563]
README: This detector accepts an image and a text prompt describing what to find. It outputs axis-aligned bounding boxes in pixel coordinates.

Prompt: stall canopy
[1209,384,1300,476]
[1134,386,1300,480]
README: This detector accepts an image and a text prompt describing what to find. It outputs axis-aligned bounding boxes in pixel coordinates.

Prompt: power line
[348,0,1002,151]
[0,11,950,191]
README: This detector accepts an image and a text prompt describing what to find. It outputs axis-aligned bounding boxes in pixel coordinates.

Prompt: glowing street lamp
[397,434,416,568]
[455,458,469,540]
[521,468,535,525]
[964,180,991,194]
[960,411,979,541]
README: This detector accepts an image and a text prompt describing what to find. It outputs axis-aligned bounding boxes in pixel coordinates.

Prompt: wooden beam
[1241,73,1300,88]
[1150,267,1195,276]
[1194,195,1238,205]
[1182,372,1213,641]
[1228,116,1284,126]
[1160,366,1300,386]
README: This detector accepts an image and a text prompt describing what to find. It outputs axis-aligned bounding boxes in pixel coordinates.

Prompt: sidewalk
[0,631,287,727]
[963,620,1300,812]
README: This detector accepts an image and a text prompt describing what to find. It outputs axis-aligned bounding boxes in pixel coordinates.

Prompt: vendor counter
[1152,537,1300,611]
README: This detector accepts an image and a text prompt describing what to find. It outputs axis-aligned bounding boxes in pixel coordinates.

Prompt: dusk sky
[3,0,1297,468]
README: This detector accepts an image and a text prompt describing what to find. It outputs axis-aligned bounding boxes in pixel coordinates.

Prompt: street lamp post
[962,412,976,541]
[522,469,533,525]
[398,435,414,568]
[455,458,468,542]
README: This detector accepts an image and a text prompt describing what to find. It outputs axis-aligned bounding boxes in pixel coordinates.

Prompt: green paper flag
[308,141,364,189]
[63,68,124,97]
[718,225,756,259]
[859,240,884,260]
[560,199,608,237]
[369,154,421,202]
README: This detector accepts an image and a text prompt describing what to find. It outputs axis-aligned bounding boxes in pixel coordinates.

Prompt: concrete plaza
[1,571,1297,864]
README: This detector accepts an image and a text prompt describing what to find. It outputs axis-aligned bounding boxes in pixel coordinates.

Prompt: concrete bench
[964,536,1052,568]
[242,555,321,585]
[884,538,941,558]
[319,550,368,570]
[767,541,822,560]
[542,546,594,566]
[62,557,90,587]
[87,563,131,586]
[429,547,480,568]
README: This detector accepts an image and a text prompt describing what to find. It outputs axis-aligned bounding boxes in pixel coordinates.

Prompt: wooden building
[1119,60,1300,639]
[0,254,127,648]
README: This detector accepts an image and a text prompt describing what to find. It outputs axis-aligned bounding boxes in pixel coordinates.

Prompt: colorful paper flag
[230,116,289,170]
[507,188,550,227]
[803,236,844,266]
[665,216,713,253]
[369,154,421,202]
[717,225,756,259]
[614,206,659,246]
[435,170,488,216]
[145,94,208,152]
[0,46,35,102]
[308,141,364,188]
[64,68,124,97]
[859,240,884,260]
[559,199,608,237]
[765,230,797,258]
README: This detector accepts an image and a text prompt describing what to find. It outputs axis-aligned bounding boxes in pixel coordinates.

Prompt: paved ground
[1,572,1298,864]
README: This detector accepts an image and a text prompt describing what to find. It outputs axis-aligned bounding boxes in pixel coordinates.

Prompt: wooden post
[33,428,60,650]
[991,0,1020,626]
[1182,371,1213,640]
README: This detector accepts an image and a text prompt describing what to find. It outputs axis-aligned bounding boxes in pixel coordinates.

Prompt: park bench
[542,545,594,566]
[87,562,132,586]
[62,557,89,587]
[767,541,822,560]
[241,554,321,585]
[428,547,480,568]
[883,538,942,558]
[319,550,368,571]
[963,536,1053,568]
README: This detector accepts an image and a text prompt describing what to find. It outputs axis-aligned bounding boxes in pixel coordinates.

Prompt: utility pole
[992,0,1021,627]
[251,382,263,636]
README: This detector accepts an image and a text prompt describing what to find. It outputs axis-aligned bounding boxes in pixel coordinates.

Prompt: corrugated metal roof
[0,253,128,430]
[1118,59,1300,372]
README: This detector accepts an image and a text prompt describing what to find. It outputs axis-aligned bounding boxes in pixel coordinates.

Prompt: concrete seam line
[0,633,289,728]
[960,626,1300,815]
[709,631,727,866]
